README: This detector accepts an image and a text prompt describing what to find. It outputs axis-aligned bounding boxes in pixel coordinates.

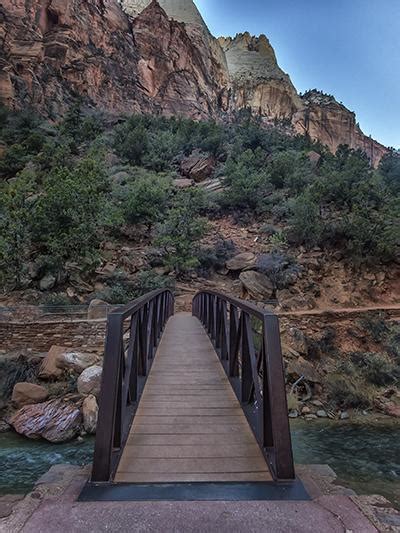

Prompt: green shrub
[287,193,325,248]
[197,238,236,275]
[156,192,208,275]
[122,172,172,230]
[350,352,399,386]
[326,374,373,408]
[256,253,301,291]
[131,270,175,298]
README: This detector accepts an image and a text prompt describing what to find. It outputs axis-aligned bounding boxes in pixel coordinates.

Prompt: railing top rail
[193,290,276,321]
[107,289,174,320]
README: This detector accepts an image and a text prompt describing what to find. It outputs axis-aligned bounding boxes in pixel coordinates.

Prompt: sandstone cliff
[218,33,387,166]
[293,91,388,167]
[218,33,303,120]
[0,0,388,164]
[0,0,147,116]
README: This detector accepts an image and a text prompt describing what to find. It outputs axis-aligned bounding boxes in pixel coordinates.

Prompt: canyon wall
[0,0,388,164]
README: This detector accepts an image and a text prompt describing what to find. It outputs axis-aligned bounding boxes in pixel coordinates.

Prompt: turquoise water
[0,422,399,510]
[291,420,400,509]
[0,432,94,495]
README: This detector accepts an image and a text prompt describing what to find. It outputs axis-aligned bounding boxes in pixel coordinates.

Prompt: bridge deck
[115,312,272,483]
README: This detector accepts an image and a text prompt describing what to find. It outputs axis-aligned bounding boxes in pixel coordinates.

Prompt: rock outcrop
[293,91,388,168]
[0,0,388,164]
[131,1,229,119]
[219,33,302,121]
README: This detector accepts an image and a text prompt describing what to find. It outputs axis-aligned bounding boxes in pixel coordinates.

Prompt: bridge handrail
[91,289,174,482]
[192,290,295,481]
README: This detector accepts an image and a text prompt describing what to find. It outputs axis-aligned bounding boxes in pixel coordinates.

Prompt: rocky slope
[0,0,388,163]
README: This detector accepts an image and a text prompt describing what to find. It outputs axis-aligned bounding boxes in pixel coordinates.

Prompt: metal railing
[192,290,295,481]
[91,289,174,482]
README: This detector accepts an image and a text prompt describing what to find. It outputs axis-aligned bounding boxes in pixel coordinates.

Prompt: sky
[194,0,400,148]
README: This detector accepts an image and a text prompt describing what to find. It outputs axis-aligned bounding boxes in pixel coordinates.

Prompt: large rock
[9,399,82,442]
[11,383,48,408]
[39,346,99,379]
[77,366,103,397]
[38,346,64,380]
[180,150,215,182]
[82,395,99,434]
[226,252,256,272]
[57,351,100,374]
[87,299,109,320]
[39,274,56,291]
[239,271,274,301]
[286,356,322,383]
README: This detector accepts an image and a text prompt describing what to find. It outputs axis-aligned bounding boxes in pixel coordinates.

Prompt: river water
[1,421,399,509]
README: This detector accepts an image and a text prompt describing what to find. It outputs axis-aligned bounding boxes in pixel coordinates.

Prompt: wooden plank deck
[115,312,272,483]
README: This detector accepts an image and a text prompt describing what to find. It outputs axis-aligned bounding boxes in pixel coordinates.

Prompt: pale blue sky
[194,0,400,148]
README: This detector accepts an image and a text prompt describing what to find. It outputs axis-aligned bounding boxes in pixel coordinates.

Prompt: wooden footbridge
[80,290,308,501]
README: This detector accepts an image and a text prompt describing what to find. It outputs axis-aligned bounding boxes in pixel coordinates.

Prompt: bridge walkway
[115,312,272,483]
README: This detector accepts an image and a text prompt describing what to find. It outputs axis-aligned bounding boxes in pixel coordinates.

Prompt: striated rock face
[131,1,228,119]
[10,398,82,442]
[0,0,146,116]
[0,0,388,164]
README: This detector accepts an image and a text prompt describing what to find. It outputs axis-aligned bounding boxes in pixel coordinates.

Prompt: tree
[123,173,172,230]
[0,171,36,287]
[32,155,108,270]
[287,193,324,248]
[155,192,208,275]
[379,152,400,194]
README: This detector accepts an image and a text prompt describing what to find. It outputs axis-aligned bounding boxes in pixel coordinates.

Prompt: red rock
[11,383,48,407]
[180,151,215,182]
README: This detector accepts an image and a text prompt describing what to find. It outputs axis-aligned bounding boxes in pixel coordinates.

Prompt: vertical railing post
[229,305,239,377]
[91,313,123,482]
[263,315,295,480]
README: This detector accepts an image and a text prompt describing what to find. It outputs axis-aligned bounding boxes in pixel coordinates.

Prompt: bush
[287,193,325,248]
[155,192,208,275]
[350,352,399,386]
[122,172,172,230]
[197,238,236,275]
[256,253,301,292]
[131,270,175,298]
[326,374,373,408]
[40,293,73,313]
[31,155,108,270]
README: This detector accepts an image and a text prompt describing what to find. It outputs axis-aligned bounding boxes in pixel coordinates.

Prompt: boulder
[286,356,322,383]
[239,271,274,301]
[9,398,82,442]
[57,350,100,374]
[77,365,103,397]
[287,328,308,356]
[180,150,215,182]
[39,274,56,291]
[173,178,194,189]
[38,346,65,380]
[226,252,256,272]
[87,299,109,320]
[11,383,48,408]
[82,395,98,434]
[39,345,99,378]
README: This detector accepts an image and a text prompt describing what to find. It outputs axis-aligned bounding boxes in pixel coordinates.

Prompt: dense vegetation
[0,104,399,296]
